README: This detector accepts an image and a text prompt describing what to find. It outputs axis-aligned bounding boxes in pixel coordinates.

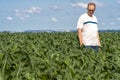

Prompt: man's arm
[78,28,83,46]
[97,32,101,47]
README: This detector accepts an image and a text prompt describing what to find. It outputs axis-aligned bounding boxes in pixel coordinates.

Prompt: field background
[0,32,120,80]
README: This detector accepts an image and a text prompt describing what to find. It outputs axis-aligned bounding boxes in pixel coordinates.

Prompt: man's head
[87,3,96,17]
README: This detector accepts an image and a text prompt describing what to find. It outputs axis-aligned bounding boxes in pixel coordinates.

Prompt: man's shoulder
[80,13,87,17]
[79,13,87,19]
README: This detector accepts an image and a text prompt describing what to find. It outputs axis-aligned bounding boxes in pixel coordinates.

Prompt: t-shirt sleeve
[77,16,84,29]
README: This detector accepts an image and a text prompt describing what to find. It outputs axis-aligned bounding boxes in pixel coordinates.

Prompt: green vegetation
[0,32,120,80]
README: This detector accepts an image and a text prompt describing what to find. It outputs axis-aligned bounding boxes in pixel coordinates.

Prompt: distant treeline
[0,29,120,33]
[25,30,120,33]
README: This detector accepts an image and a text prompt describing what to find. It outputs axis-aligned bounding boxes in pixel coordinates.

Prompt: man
[77,3,101,52]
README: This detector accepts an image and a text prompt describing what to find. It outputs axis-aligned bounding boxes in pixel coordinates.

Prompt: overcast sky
[0,0,120,32]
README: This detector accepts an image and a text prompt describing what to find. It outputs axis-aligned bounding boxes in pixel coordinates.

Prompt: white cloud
[51,5,61,10]
[25,7,42,13]
[71,1,103,8]
[15,11,29,20]
[19,17,24,20]
[71,3,87,8]
[91,0,104,7]
[6,17,13,21]
[117,18,120,21]
[16,12,21,16]
[118,0,120,4]
[15,6,42,20]
[51,17,57,22]
[15,9,20,13]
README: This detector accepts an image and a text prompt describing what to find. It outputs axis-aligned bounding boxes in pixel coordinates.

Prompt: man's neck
[87,12,93,17]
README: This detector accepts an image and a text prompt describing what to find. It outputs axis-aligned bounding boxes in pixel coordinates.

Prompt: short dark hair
[87,3,96,9]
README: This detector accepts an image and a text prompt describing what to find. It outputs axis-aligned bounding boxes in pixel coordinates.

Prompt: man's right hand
[80,44,84,49]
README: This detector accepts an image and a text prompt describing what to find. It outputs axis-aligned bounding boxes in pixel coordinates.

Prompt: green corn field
[0,32,120,80]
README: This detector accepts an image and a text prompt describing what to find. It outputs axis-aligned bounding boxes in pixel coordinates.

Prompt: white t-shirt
[77,13,99,46]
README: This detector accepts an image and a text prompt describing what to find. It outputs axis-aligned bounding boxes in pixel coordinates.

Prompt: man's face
[87,5,95,16]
